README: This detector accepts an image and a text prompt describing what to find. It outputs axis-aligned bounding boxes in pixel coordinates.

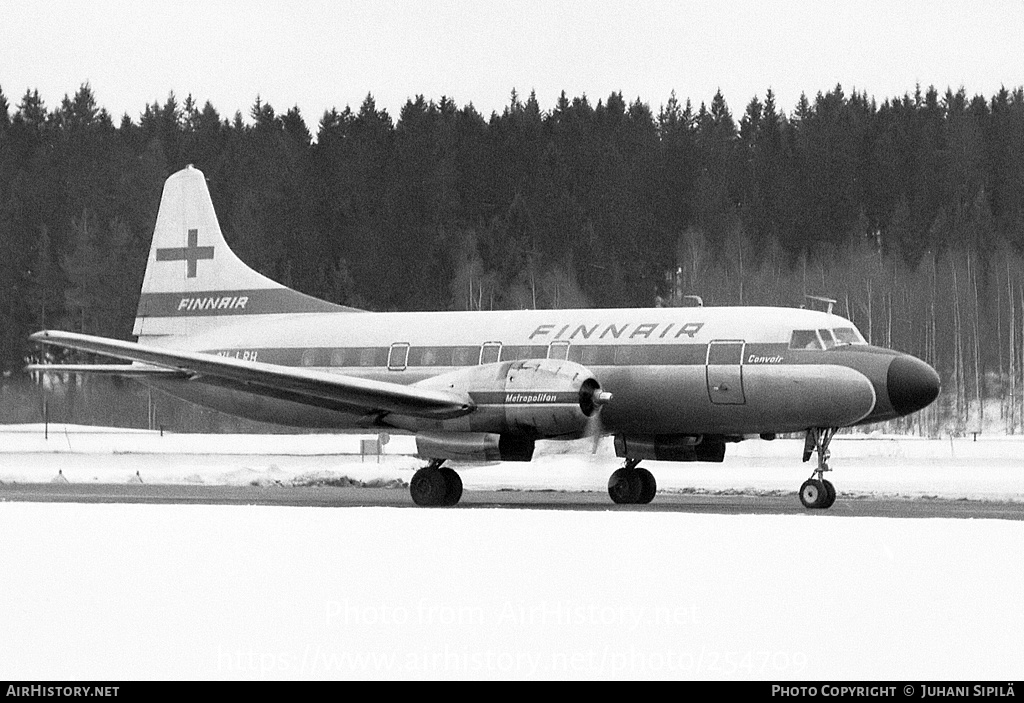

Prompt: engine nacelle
[614,434,727,462]
[415,432,535,462]
[413,358,609,439]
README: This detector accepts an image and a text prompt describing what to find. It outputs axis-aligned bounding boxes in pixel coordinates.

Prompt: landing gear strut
[410,459,463,507]
[608,459,657,505]
[799,427,837,510]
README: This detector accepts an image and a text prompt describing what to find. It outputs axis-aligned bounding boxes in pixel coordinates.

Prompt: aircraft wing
[28,330,475,420]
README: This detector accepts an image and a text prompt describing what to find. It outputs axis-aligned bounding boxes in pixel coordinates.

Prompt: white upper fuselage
[179,305,844,355]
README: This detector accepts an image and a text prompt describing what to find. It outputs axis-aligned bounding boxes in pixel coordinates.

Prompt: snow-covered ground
[1,425,1023,680]
[2,424,1022,502]
[1,504,1022,680]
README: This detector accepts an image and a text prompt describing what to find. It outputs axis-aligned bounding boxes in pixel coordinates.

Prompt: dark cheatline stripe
[136,289,360,317]
[203,343,798,369]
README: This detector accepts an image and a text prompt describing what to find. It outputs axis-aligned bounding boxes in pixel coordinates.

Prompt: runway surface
[1,482,1022,519]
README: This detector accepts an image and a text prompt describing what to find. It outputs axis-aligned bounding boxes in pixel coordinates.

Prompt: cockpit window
[789,330,823,350]
[818,328,838,349]
[833,327,866,345]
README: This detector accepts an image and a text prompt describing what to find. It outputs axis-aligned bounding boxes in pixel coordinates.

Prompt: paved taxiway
[1,482,1021,520]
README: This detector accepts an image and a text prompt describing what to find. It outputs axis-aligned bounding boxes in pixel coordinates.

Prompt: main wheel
[821,479,836,509]
[439,467,463,506]
[799,479,827,509]
[608,468,641,504]
[410,466,448,506]
[636,468,657,504]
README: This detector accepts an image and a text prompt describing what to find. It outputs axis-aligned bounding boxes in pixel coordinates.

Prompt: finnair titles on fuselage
[527,321,705,340]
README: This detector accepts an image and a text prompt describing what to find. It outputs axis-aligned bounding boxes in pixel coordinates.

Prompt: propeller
[579,380,612,454]
[584,410,606,454]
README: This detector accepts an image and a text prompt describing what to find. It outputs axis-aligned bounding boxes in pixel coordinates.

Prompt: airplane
[27,165,941,508]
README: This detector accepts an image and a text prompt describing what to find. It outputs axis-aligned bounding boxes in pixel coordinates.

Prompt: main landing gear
[607,459,658,505]
[799,427,837,510]
[410,459,463,507]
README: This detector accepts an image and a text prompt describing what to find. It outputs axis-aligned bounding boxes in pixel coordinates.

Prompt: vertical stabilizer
[133,166,357,341]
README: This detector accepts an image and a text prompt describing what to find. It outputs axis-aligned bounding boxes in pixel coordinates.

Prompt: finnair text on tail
[177,296,249,312]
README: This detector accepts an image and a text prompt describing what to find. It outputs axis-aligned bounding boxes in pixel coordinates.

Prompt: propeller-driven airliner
[28,166,941,507]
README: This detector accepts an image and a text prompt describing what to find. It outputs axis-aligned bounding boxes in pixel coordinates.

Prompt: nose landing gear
[800,427,837,509]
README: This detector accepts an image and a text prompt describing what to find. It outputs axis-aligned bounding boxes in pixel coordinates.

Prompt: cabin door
[706,340,746,405]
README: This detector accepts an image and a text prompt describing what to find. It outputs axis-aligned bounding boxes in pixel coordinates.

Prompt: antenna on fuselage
[683,295,704,307]
[804,295,837,314]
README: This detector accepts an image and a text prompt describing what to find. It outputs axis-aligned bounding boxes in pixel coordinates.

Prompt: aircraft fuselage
[142,305,937,438]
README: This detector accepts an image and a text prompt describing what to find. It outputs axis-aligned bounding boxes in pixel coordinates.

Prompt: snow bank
[0,423,417,455]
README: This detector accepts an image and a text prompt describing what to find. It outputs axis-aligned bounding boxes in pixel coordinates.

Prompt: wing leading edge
[25,363,187,377]
[28,330,475,421]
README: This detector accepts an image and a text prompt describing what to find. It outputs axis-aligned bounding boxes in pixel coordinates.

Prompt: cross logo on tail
[156,229,214,278]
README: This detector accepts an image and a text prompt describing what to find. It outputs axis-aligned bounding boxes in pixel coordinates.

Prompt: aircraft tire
[636,468,657,504]
[439,467,463,506]
[821,480,836,509]
[608,468,642,504]
[798,479,828,509]
[411,466,448,506]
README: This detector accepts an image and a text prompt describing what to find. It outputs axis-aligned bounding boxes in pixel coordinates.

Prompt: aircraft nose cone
[887,355,941,416]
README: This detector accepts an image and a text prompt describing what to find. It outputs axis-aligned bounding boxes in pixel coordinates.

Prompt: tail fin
[133,166,358,341]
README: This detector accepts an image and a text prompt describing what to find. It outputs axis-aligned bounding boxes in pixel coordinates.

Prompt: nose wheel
[800,428,838,510]
[799,477,836,509]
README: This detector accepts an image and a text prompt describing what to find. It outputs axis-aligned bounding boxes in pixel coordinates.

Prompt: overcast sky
[2,0,1022,126]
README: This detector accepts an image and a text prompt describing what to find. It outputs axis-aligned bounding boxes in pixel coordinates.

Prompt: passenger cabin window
[789,330,823,350]
[408,346,444,366]
[501,345,533,361]
[614,345,645,364]
[818,328,838,349]
[547,341,570,360]
[359,348,377,366]
[479,342,501,365]
[833,327,866,345]
[581,346,615,366]
[387,343,410,371]
[421,348,438,366]
[452,346,477,366]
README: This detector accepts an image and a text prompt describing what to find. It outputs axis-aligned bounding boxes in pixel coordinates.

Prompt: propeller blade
[585,410,605,454]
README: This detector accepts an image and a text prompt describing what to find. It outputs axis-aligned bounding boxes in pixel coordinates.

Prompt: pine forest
[1,83,1023,434]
